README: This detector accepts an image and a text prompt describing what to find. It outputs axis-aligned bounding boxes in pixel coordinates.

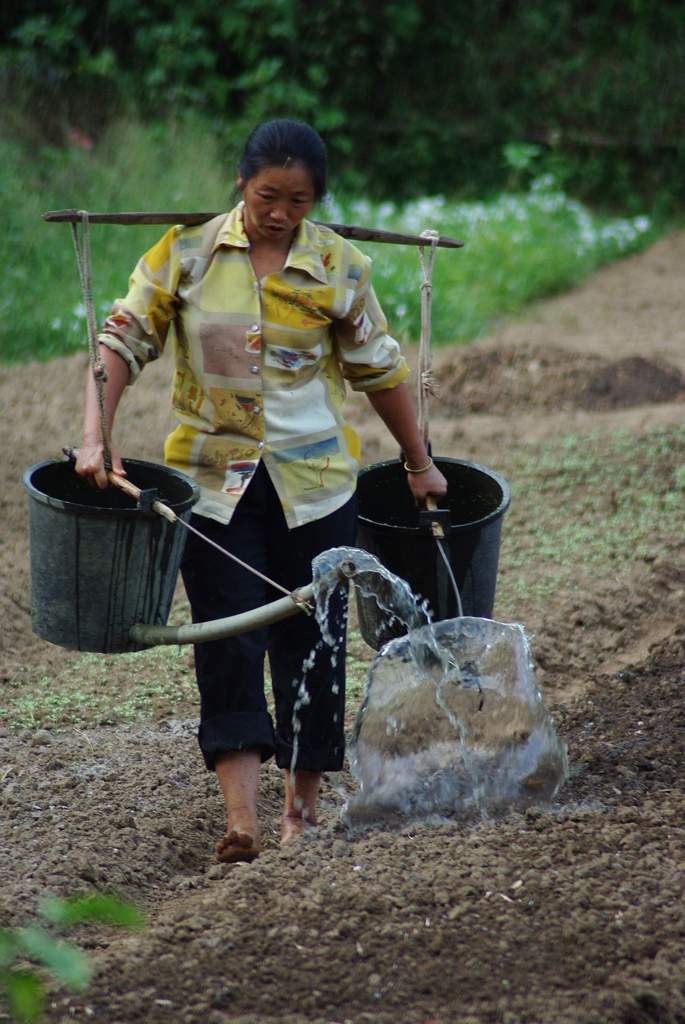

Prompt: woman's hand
[366,384,449,504]
[406,462,448,504]
[75,442,125,490]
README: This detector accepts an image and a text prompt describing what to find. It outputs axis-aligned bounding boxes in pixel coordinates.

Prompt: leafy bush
[1,0,684,206]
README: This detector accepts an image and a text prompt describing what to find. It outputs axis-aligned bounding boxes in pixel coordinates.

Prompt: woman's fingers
[75,444,125,490]
[406,465,448,503]
[109,452,126,478]
[75,444,106,489]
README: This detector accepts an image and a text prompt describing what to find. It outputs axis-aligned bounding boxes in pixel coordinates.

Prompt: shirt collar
[213,203,329,285]
[213,203,250,249]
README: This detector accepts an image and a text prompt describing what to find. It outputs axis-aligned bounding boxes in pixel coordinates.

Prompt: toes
[224,830,254,850]
[214,830,260,864]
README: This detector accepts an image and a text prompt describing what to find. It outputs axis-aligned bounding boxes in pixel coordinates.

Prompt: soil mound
[438,344,685,414]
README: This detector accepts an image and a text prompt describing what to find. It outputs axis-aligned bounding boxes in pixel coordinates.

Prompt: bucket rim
[23,457,200,517]
[357,456,511,534]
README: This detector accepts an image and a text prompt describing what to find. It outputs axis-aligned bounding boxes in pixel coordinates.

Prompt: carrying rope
[416,229,464,617]
[416,229,440,447]
[70,212,113,471]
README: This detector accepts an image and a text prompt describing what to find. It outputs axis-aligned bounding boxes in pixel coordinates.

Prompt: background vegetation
[0,1,680,363]
[0,119,656,364]
[3,0,685,207]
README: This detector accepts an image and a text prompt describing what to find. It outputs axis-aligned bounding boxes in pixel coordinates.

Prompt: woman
[76,119,447,862]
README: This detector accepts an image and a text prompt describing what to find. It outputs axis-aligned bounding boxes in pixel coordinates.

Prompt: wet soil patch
[438,343,685,414]
[579,355,685,411]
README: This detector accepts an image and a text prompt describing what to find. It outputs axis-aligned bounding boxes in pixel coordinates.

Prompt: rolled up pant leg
[266,490,358,773]
[180,473,275,770]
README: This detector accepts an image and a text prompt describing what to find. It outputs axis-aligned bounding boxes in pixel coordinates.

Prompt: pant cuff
[275,739,345,773]
[199,711,275,770]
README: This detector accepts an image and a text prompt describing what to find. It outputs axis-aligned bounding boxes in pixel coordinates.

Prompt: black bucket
[356,457,511,648]
[23,459,200,654]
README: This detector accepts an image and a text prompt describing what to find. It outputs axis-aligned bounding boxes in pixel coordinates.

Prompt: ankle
[282,804,318,827]
[282,769,321,823]
[227,813,258,837]
[280,812,317,845]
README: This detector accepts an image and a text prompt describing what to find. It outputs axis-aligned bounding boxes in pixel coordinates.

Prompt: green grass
[0,118,232,364]
[0,116,659,364]
[344,185,657,346]
[494,423,685,617]
[0,646,198,730]
[0,626,370,732]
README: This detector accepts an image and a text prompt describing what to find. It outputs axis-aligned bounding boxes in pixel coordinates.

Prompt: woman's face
[238,163,316,245]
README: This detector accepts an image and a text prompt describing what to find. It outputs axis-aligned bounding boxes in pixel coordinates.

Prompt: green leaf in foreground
[3,970,45,1023]
[2,894,144,1023]
[39,893,146,930]
[15,929,91,991]
[0,931,18,968]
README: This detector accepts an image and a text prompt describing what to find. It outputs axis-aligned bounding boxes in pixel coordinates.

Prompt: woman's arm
[75,345,129,489]
[367,382,448,502]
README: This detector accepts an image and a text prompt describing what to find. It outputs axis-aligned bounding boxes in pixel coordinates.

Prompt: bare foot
[281,812,317,845]
[281,769,321,845]
[214,829,260,864]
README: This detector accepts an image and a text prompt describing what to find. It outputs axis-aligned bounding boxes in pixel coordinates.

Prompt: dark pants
[180,462,357,772]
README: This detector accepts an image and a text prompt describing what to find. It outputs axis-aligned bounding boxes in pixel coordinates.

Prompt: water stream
[292,546,568,825]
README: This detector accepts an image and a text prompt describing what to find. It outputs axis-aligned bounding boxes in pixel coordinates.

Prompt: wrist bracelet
[403,456,434,474]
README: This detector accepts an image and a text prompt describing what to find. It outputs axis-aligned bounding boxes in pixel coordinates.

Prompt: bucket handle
[423,496,464,619]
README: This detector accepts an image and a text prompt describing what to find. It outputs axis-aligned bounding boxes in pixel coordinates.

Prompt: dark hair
[238,119,327,200]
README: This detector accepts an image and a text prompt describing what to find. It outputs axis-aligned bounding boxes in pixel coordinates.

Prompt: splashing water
[312,546,430,647]
[346,617,568,823]
[288,547,420,778]
[297,547,568,824]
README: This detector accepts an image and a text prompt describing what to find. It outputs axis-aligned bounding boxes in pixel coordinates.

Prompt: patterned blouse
[99,203,409,526]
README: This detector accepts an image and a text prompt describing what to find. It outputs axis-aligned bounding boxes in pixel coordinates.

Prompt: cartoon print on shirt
[102,311,133,334]
[304,450,331,489]
[266,280,332,328]
[208,388,262,436]
[265,346,321,372]
[173,369,205,417]
[271,436,339,491]
[244,327,262,354]
[223,461,257,495]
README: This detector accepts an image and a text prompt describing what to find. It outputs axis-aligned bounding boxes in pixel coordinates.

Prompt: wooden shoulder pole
[43,209,464,249]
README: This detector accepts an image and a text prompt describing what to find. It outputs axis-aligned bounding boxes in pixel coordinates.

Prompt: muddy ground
[1,231,684,1023]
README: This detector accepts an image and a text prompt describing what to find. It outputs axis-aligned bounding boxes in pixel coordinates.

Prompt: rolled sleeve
[99,329,145,383]
[334,259,409,393]
[97,226,182,384]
